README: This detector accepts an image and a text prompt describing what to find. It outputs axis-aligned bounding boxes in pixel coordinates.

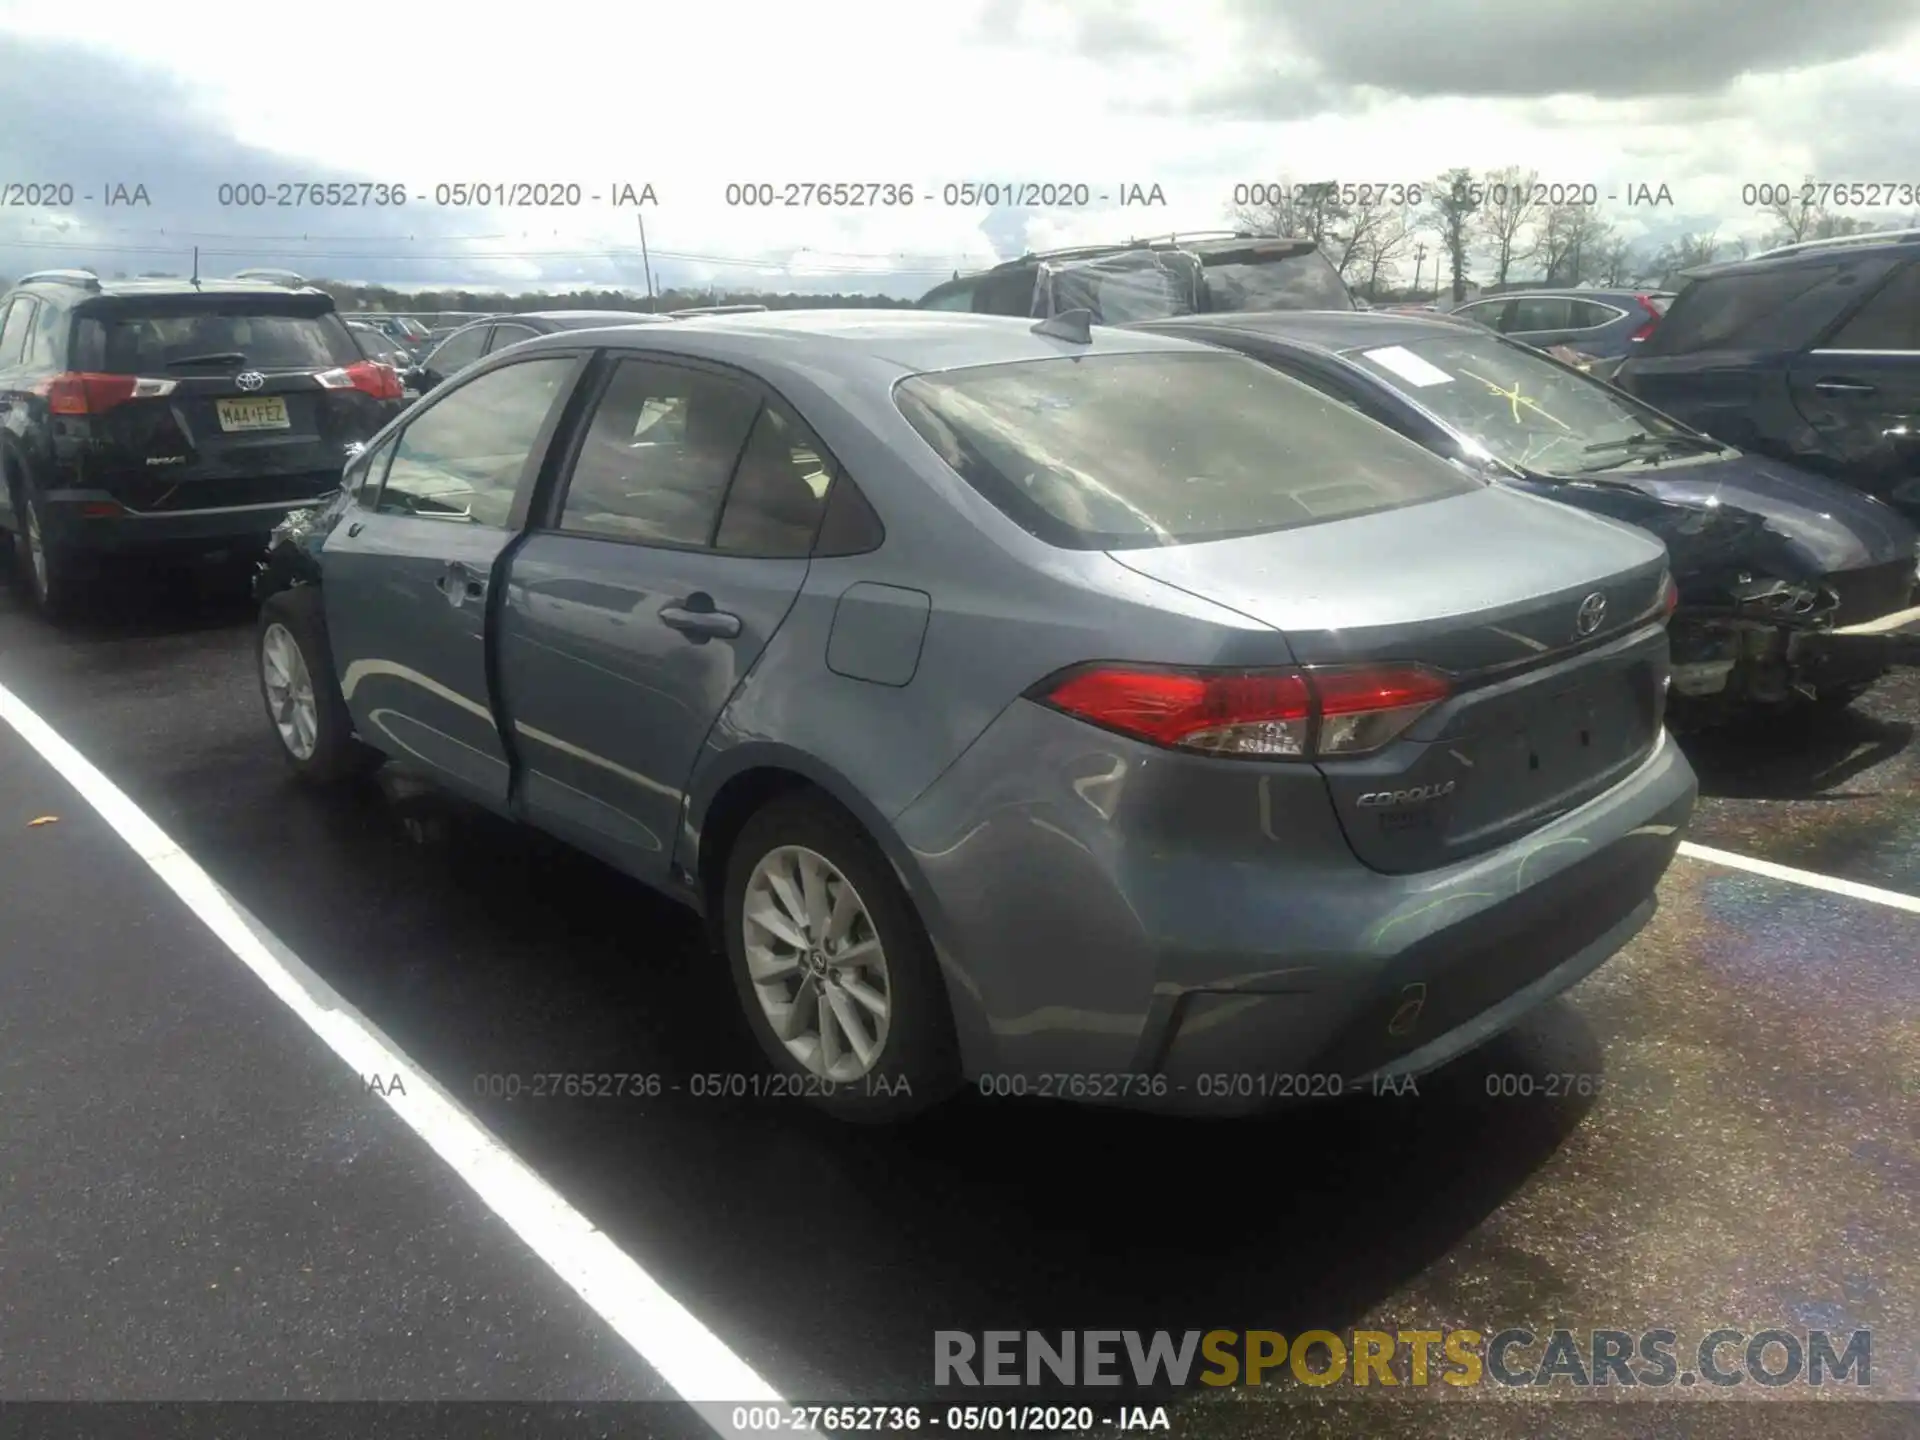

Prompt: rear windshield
[76,305,358,373]
[1204,255,1354,311]
[893,350,1480,550]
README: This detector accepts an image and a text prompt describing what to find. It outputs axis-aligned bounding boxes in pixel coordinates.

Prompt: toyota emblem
[235,371,266,392]
[1575,591,1608,637]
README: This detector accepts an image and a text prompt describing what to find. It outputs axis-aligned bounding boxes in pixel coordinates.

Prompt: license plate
[216,396,290,432]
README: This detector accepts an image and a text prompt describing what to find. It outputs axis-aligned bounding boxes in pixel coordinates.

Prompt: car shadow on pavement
[214,771,1607,1411]
[1680,705,1914,801]
[0,550,257,639]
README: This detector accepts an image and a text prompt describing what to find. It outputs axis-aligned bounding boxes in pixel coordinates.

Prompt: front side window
[1343,331,1703,476]
[555,358,761,546]
[352,431,398,505]
[918,280,978,312]
[894,350,1479,550]
[379,357,574,525]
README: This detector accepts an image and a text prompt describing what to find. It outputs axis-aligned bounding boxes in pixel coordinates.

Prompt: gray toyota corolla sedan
[250,309,1698,1121]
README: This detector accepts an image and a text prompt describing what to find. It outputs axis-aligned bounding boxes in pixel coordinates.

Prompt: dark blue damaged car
[1136,310,1920,727]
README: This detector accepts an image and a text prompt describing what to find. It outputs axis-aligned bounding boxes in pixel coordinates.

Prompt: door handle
[1813,379,1877,396]
[660,596,742,640]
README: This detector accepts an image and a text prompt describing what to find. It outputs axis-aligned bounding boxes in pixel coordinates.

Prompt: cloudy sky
[1,0,1917,296]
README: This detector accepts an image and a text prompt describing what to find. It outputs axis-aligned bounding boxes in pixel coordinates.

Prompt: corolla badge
[1357,781,1456,808]
[235,371,266,392]
[1575,591,1608,637]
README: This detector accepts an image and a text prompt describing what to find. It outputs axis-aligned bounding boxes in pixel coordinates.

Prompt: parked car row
[0,247,1913,1125]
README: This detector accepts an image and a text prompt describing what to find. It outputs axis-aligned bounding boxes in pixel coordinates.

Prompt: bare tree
[1352,204,1418,298]
[1533,204,1614,284]
[1592,234,1636,286]
[1474,166,1544,287]
[1423,168,1482,301]
[1229,178,1352,249]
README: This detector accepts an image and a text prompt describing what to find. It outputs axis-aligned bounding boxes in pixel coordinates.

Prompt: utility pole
[1412,242,1426,298]
[637,212,656,311]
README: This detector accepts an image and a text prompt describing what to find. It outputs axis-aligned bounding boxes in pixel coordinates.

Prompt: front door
[322,352,582,808]
[495,354,832,884]
[1790,259,1920,513]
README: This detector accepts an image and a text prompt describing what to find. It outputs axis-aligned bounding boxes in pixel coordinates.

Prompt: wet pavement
[0,563,1915,1437]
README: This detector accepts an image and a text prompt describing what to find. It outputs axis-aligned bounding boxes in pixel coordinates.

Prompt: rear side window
[427,326,489,374]
[1647,265,1844,354]
[1826,262,1920,350]
[714,403,833,556]
[488,323,540,351]
[30,297,65,365]
[74,306,358,373]
[894,350,1479,551]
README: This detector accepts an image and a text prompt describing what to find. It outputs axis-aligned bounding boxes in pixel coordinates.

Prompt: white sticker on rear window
[1362,345,1456,388]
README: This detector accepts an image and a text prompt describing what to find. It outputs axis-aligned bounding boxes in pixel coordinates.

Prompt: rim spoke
[774,981,818,1042]
[764,864,808,931]
[825,988,878,1069]
[798,853,830,938]
[745,948,800,986]
[744,897,809,953]
[841,976,888,1018]
[826,938,879,969]
[817,990,844,1069]
[823,882,861,946]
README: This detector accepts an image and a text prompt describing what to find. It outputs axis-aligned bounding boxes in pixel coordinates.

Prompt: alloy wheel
[741,844,892,1082]
[261,622,319,760]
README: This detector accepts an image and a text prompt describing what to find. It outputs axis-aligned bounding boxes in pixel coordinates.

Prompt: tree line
[1230,166,1916,301]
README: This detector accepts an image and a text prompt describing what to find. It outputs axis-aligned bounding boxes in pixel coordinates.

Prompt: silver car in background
[252,311,1697,1121]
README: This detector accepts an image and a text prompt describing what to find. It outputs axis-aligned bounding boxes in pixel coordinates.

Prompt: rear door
[1788,258,1920,512]
[66,294,393,515]
[496,353,830,883]
[322,351,586,808]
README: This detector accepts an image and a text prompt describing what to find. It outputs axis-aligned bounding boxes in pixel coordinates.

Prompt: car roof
[1680,229,1920,282]
[1133,309,1470,353]
[521,308,1210,374]
[13,276,335,303]
[520,309,676,326]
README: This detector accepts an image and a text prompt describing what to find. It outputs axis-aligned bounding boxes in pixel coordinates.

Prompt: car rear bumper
[892,702,1697,1112]
[36,489,319,554]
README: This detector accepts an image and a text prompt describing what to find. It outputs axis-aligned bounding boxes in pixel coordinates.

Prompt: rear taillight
[317,361,404,401]
[1662,573,1680,618]
[1629,294,1662,343]
[1036,663,1451,760]
[34,372,177,415]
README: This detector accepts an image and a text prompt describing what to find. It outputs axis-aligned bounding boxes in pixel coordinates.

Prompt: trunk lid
[1110,487,1674,873]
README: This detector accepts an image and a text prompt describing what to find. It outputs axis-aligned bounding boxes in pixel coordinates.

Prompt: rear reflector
[36,372,177,415]
[80,501,126,517]
[1037,663,1451,759]
[1662,572,1680,617]
[317,361,404,401]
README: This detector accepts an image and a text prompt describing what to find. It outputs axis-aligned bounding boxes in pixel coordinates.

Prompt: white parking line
[0,678,804,1437]
[1679,841,1920,915]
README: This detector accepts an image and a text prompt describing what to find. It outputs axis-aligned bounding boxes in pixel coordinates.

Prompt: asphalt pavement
[0,559,1915,1440]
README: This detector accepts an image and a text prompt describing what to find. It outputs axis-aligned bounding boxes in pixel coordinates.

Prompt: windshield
[1341,332,1711,476]
[894,350,1479,550]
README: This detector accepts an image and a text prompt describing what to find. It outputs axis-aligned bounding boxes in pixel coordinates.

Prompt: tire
[256,585,380,785]
[722,792,959,1123]
[8,477,86,622]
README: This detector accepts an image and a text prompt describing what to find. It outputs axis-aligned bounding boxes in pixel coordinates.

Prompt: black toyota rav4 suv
[0,270,405,619]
